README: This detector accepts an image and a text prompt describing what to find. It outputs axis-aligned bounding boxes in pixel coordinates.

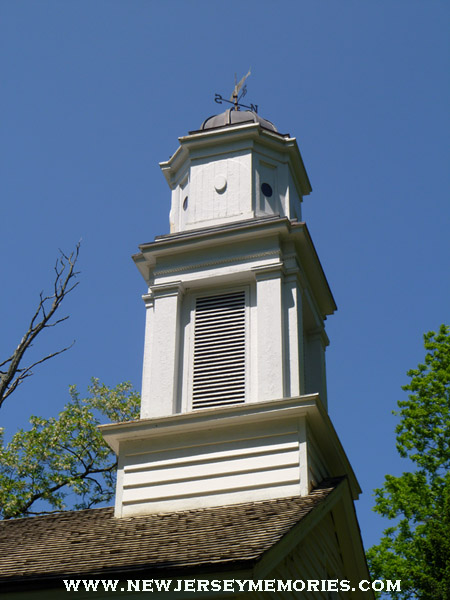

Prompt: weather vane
[214,69,258,113]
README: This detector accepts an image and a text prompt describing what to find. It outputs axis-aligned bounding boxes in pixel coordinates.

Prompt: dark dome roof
[200,108,278,132]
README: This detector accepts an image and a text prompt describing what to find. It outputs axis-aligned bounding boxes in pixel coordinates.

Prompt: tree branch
[4,460,117,519]
[0,243,80,410]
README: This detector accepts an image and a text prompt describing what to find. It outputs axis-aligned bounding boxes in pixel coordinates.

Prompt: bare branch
[0,243,80,410]
[43,316,70,328]
[0,357,13,369]
[1,343,75,402]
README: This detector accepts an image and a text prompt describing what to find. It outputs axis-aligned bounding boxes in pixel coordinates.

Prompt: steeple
[133,108,334,421]
[102,107,358,518]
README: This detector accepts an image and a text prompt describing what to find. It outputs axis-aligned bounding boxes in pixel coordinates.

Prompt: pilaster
[141,281,184,418]
[253,264,285,402]
[284,271,305,397]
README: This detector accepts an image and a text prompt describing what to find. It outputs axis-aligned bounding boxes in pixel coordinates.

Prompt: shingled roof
[0,478,343,588]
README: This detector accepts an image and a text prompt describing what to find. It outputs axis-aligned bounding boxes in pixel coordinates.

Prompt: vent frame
[189,287,249,411]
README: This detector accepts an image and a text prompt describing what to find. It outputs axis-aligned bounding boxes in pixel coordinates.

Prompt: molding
[100,394,360,500]
[149,281,185,299]
[141,293,154,308]
[163,121,312,197]
[252,262,285,280]
[149,215,290,247]
[306,325,330,348]
[331,480,375,597]
[153,250,281,277]
[134,218,336,319]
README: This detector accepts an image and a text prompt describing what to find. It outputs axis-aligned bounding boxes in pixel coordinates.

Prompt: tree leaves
[0,379,140,519]
[367,325,450,599]
[396,326,450,476]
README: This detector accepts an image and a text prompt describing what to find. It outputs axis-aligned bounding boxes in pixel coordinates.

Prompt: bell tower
[134,109,333,420]
[102,107,360,518]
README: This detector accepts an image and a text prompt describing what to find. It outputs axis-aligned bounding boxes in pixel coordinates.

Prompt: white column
[140,282,184,419]
[254,265,285,402]
[140,293,154,418]
[284,273,304,398]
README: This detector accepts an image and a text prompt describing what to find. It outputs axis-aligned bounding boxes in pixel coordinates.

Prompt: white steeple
[134,109,334,421]
[102,107,359,518]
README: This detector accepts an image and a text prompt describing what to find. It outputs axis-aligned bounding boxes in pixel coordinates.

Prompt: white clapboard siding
[192,291,246,409]
[125,436,297,472]
[125,450,299,487]
[120,424,302,515]
[123,465,299,504]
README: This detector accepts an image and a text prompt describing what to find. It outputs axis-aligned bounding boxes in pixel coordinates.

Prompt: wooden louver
[192,291,246,409]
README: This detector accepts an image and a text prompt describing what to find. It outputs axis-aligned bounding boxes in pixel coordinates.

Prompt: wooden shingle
[0,478,343,585]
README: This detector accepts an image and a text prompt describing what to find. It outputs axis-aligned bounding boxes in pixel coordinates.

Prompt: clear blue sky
[1,1,449,550]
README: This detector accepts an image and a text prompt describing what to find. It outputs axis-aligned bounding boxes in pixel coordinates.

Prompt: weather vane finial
[214,69,258,113]
[230,69,251,109]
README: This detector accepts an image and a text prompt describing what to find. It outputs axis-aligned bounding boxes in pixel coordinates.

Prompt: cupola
[160,108,312,234]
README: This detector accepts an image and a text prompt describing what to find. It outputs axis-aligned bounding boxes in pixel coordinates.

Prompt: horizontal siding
[120,424,301,516]
[125,449,298,487]
[126,437,296,472]
[123,464,300,502]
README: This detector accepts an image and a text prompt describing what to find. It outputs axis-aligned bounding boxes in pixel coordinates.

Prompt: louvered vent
[192,291,246,409]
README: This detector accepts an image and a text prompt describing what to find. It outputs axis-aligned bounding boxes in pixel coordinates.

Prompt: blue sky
[1,1,449,550]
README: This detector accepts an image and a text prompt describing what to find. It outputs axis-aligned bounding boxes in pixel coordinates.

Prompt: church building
[0,105,373,598]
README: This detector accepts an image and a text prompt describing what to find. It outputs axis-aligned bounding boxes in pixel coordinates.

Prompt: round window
[183,196,188,210]
[261,183,273,197]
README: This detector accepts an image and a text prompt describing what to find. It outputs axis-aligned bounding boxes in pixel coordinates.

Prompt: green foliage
[0,379,140,519]
[367,325,450,599]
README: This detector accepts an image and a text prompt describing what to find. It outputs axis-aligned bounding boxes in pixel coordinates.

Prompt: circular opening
[183,196,188,210]
[261,183,273,197]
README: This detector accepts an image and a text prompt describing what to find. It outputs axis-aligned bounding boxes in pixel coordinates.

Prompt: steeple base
[101,395,360,518]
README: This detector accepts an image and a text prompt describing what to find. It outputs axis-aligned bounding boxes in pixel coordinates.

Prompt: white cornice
[159,122,311,197]
[153,250,280,277]
[133,218,336,318]
[100,394,359,500]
